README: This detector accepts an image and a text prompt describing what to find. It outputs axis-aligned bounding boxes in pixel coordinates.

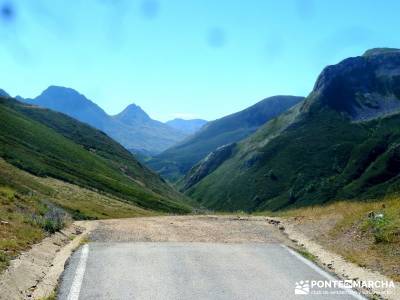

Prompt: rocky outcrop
[306,48,400,121]
[182,143,236,191]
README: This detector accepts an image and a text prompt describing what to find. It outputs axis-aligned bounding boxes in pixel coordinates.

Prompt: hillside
[165,118,207,135]
[0,157,157,273]
[185,48,400,211]
[23,86,187,154]
[0,96,191,213]
[148,96,304,181]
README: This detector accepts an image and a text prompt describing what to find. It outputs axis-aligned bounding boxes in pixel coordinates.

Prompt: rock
[267,219,281,226]
[368,211,384,219]
[182,143,236,191]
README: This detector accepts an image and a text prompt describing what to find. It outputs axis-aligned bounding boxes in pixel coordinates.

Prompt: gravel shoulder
[89,215,291,244]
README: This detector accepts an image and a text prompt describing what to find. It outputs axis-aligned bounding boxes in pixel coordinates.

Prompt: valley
[1,1,400,299]
[148,95,304,181]
[1,48,400,300]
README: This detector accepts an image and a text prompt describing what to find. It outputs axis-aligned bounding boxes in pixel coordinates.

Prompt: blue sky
[0,0,399,121]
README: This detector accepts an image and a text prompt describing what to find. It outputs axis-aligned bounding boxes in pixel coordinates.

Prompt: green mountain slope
[148,95,304,181]
[0,97,191,213]
[186,48,400,211]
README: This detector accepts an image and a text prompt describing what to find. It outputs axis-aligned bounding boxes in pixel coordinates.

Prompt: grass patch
[0,187,45,273]
[296,248,318,263]
[38,291,57,300]
[362,209,400,244]
[79,236,91,246]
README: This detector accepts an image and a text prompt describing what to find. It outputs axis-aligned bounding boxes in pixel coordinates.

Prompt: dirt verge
[0,221,97,300]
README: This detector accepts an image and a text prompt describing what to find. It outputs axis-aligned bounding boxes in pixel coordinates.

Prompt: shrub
[30,202,69,234]
[0,250,9,270]
[43,218,64,234]
[0,186,15,204]
[366,214,397,243]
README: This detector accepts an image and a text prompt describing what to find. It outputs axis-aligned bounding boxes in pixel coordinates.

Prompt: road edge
[265,217,400,300]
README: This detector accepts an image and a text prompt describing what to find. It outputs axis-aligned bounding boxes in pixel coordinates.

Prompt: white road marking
[281,245,366,300]
[67,244,89,300]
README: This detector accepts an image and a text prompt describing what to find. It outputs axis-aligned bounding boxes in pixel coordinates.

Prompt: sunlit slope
[0,97,191,213]
[187,48,400,211]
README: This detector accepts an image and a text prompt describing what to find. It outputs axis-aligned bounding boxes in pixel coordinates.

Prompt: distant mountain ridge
[25,86,111,130]
[185,48,400,212]
[20,86,188,154]
[166,118,207,134]
[148,95,304,181]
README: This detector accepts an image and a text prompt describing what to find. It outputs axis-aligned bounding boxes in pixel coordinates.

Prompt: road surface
[57,216,365,300]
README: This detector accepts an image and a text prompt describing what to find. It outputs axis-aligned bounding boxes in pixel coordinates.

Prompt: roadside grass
[0,159,160,274]
[0,187,45,272]
[79,236,91,246]
[260,197,400,281]
[38,290,57,300]
[295,248,318,264]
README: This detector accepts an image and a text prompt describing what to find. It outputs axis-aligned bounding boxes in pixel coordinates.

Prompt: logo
[295,280,310,295]
[294,279,395,296]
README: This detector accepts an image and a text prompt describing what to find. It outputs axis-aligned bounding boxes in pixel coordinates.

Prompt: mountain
[23,86,188,154]
[0,96,191,213]
[166,118,207,134]
[0,89,9,97]
[184,48,400,212]
[113,103,151,125]
[111,103,187,155]
[148,96,304,181]
[24,86,111,130]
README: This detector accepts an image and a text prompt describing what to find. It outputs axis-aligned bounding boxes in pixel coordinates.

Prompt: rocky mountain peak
[306,48,400,121]
[363,48,400,57]
[40,86,86,102]
[114,103,151,125]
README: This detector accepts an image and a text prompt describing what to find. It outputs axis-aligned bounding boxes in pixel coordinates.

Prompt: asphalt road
[58,242,364,300]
